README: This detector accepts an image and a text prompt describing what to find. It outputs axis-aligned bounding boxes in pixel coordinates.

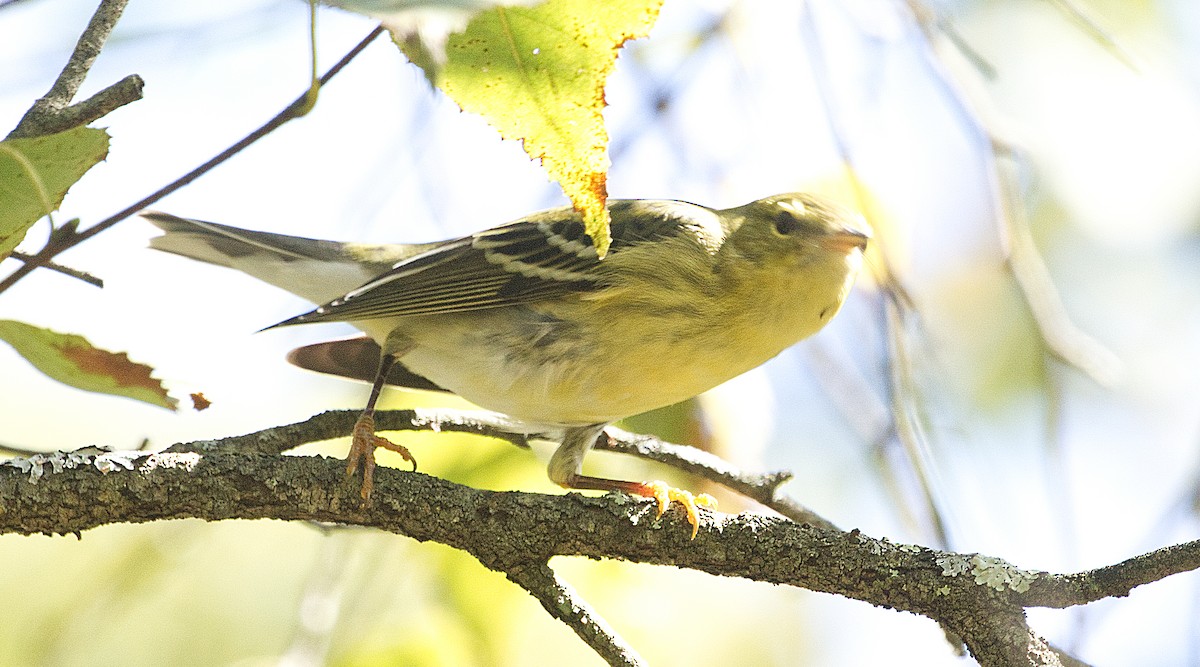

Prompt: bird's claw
[637,480,717,539]
[346,413,417,502]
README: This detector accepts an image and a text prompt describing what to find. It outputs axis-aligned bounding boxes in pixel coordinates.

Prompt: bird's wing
[273,199,723,326]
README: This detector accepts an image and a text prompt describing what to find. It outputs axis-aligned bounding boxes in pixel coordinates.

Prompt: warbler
[143,193,868,536]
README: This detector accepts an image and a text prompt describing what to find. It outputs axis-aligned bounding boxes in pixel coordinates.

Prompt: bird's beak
[821,228,870,253]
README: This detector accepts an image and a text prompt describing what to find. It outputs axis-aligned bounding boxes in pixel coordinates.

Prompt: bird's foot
[346,413,417,501]
[629,480,717,539]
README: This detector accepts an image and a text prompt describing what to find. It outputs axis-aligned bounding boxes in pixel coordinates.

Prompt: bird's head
[717,192,870,272]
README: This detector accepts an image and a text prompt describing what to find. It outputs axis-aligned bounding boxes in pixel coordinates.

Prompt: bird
[143,193,868,537]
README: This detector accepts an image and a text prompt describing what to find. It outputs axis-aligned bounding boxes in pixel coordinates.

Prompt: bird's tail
[142,211,409,305]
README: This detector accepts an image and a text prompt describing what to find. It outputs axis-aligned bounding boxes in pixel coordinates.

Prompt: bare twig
[165,408,532,456]
[0,442,51,457]
[164,408,837,530]
[881,294,953,547]
[0,25,387,295]
[992,153,1121,386]
[906,0,997,79]
[7,251,103,287]
[598,426,838,531]
[9,75,144,140]
[505,562,645,667]
[1023,539,1200,608]
[7,0,142,139]
[1045,0,1139,70]
[799,4,949,546]
[904,7,1121,389]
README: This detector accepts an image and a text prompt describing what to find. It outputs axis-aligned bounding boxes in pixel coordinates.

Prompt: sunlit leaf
[321,0,538,81]
[0,127,109,259]
[0,319,177,410]
[425,0,664,256]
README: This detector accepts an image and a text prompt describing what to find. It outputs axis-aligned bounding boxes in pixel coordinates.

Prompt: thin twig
[882,295,953,547]
[799,4,948,544]
[165,408,838,530]
[504,562,645,667]
[0,25,386,295]
[1045,0,1139,70]
[906,0,997,79]
[165,408,532,456]
[7,0,140,139]
[7,251,103,287]
[8,75,144,140]
[1022,539,1200,608]
[0,442,52,457]
[903,6,1121,389]
[599,427,838,531]
[993,153,1121,386]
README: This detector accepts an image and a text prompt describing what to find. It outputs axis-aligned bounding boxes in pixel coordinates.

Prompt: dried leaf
[190,392,212,411]
[0,319,176,410]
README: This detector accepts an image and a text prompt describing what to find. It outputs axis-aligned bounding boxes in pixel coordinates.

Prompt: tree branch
[7,0,142,139]
[599,426,838,531]
[165,408,532,456]
[165,408,838,530]
[1021,539,1200,608]
[7,251,103,287]
[1,438,1195,666]
[505,561,645,667]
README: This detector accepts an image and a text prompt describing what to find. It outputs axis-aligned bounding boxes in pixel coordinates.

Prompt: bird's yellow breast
[392,247,863,426]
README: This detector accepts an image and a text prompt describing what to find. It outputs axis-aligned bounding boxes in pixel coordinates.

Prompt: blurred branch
[907,9,1121,389]
[2,444,1194,665]
[7,0,142,140]
[992,153,1121,386]
[800,3,949,547]
[906,0,996,79]
[882,293,953,547]
[1045,0,1139,70]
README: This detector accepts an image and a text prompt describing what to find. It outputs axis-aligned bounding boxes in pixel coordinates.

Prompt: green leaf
[324,0,539,84]
[0,127,109,259]
[430,0,664,257]
[0,319,177,410]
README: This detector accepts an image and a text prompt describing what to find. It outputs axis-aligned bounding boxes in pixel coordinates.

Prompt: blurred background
[2,0,1200,664]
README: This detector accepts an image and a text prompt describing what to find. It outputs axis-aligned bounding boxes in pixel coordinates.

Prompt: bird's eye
[773,210,801,236]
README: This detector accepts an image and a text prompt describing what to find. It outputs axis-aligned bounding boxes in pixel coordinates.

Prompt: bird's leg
[346,352,417,501]
[548,425,716,539]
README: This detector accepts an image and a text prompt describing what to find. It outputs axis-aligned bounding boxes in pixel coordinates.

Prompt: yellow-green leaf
[0,320,177,410]
[0,127,109,259]
[434,0,664,257]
